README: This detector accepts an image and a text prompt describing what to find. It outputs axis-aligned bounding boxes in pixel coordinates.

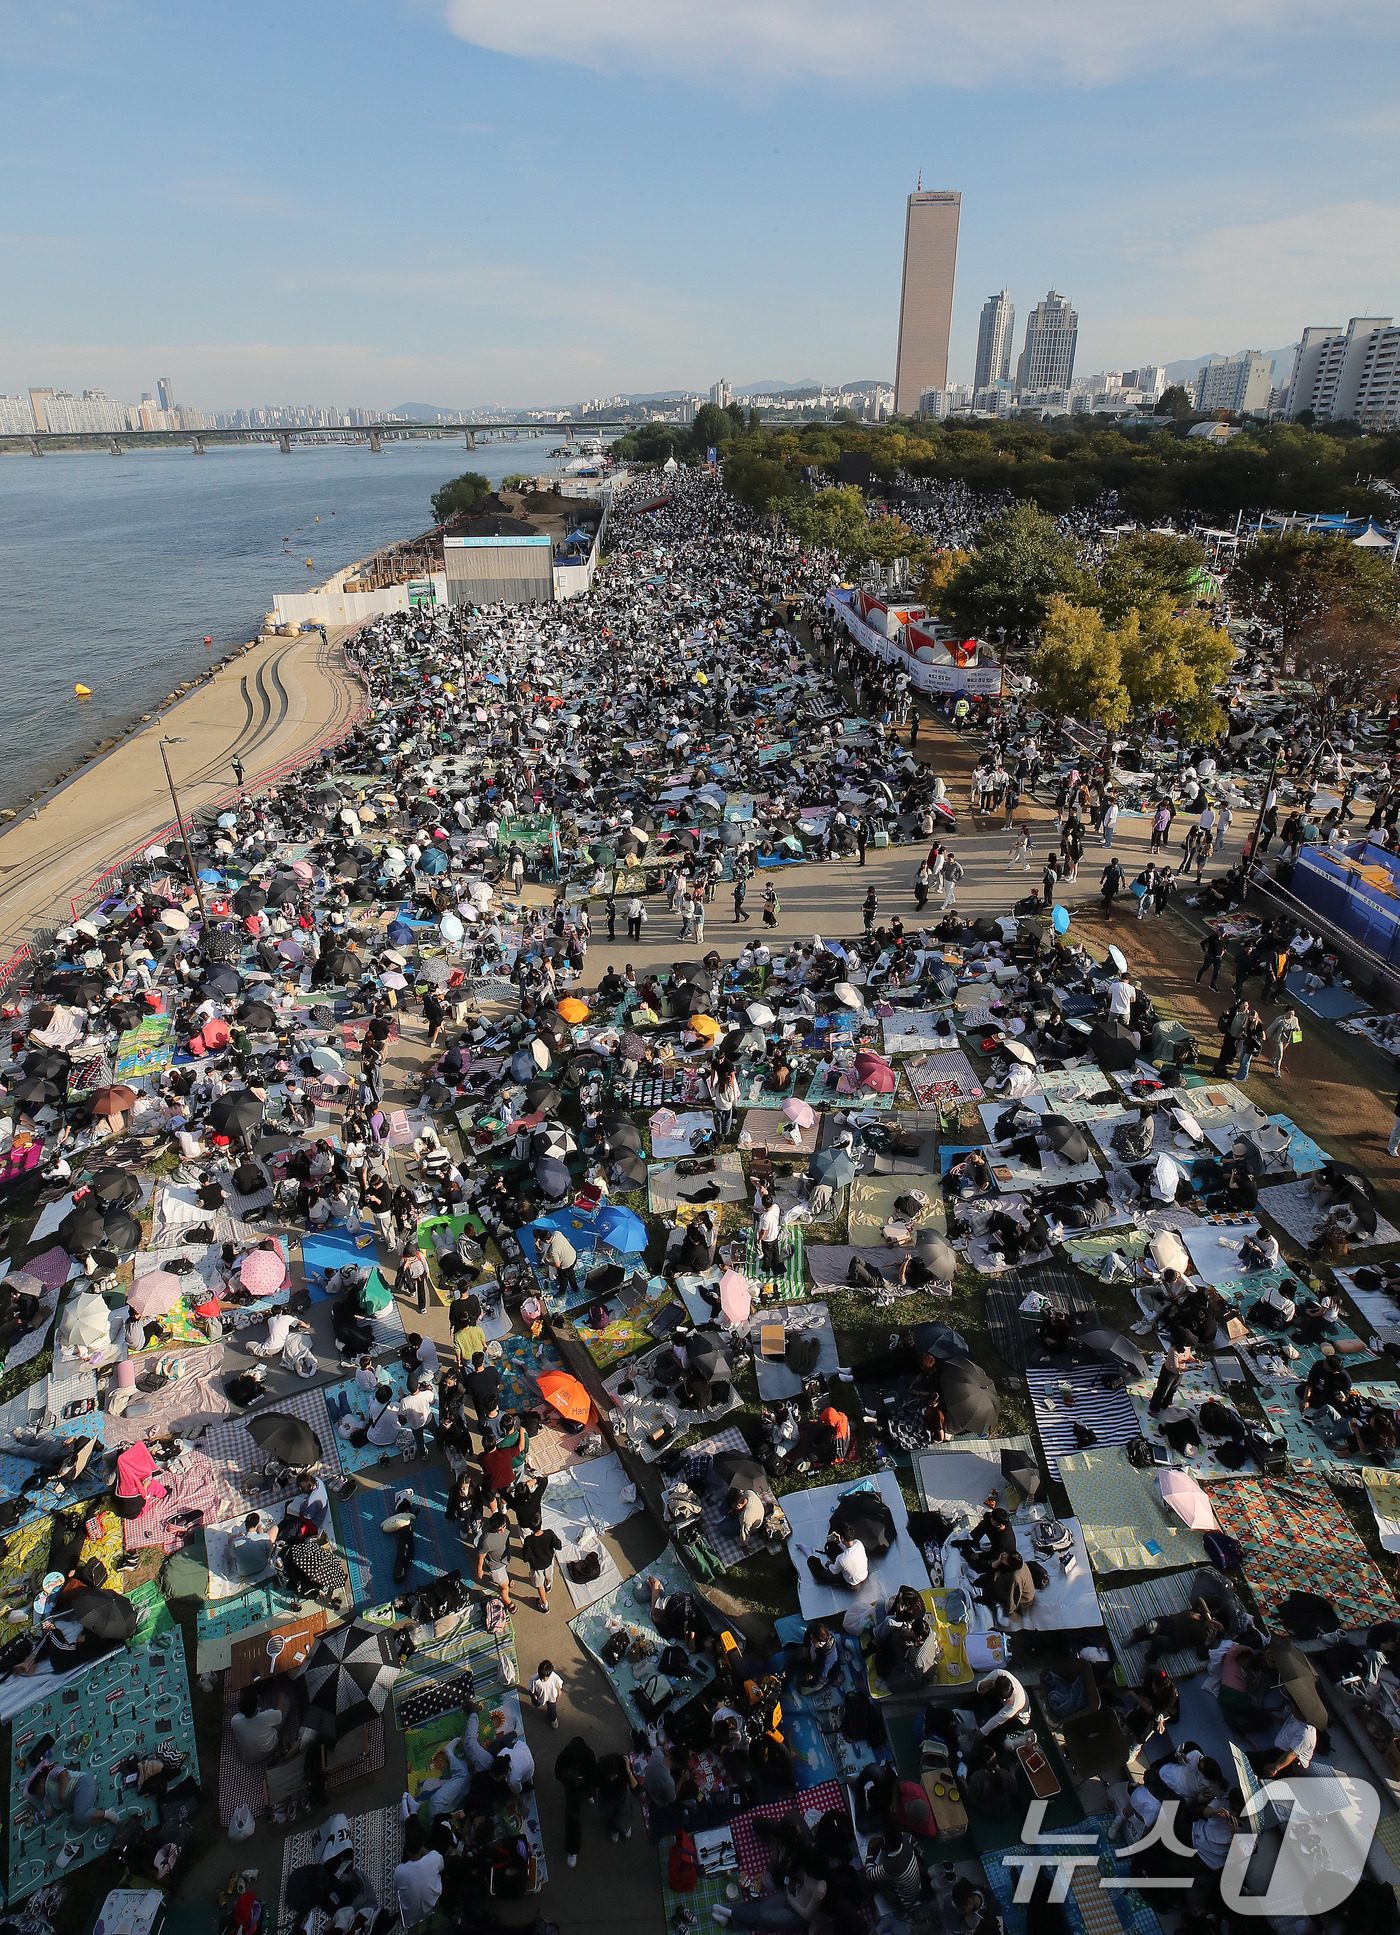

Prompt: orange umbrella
[558,997,589,1024]
[537,1370,591,1427]
[691,1014,721,1041]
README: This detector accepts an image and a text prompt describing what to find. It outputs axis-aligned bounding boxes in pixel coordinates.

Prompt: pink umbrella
[1159,1467,1217,1531]
[292,861,315,883]
[240,1248,285,1296]
[853,1050,896,1094]
[128,1270,184,1319]
[782,1098,816,1130]
[719,1268,751,1323]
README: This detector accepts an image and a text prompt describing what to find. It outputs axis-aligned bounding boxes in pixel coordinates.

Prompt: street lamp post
[159,737,210,931]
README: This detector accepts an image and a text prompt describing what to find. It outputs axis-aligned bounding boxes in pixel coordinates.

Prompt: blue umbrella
[595,1204,646,1253]
[198,869,222,884]
[387,921,413,945]
[1052,905,1070,934]
[418,848,448,875]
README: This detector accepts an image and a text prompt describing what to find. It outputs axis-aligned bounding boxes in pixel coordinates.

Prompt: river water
[0,437,565,809]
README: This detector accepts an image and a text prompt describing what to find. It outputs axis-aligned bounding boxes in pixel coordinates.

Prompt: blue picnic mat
[332,1460,458,1605]
[301,1227,382,1299]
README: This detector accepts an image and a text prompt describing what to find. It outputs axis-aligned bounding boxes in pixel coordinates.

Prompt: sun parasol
[537,1370,591,1426]
[240,1248,286,1295]
[1159,1467,1217,1530]
[302,1622,401,1741]
[245,1411,321,1464]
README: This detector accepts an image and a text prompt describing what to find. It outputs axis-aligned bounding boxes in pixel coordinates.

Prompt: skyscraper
[157,376,176,413]
[894,188,961,417]
[974,291,1015,391]
[1016,291,1078,394]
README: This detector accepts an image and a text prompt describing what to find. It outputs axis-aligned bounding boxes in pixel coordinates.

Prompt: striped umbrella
[302,1621,400,1740]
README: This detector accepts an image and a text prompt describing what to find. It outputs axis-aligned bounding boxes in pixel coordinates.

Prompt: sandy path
[0,627,365,956]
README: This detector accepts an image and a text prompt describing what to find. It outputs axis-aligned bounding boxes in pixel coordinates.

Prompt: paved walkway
[0,628,364,957]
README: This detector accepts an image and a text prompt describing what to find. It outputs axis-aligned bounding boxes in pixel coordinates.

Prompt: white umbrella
[440,913,464,944]
[1002,1038,1038,1066]
[746,1002,776,1025]
[1107,945,1128,975]
[833,983,863,1010]
[161,909,190,933]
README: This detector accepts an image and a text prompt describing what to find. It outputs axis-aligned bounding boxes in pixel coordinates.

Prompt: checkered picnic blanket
[1209,1471,1399,1630]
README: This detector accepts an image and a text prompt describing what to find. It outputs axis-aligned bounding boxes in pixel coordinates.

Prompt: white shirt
[354,1364,379,1395]
[399,1387,434,1428]
[366,1397,401,1446]
[833,1539,868,1586]
[1108,978,1134,1018]
[757,1204,781,1243]
[1275,1716,1316,1768]
[531,1670,563,1709]
[976,1670,1030,1735]
[264,1312,296,1352]
[498,1737,535,1791]
[394,1850,444,1923]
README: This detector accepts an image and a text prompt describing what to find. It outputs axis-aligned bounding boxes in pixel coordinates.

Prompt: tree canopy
[1230,531,1400,696]
[431,471,492,522]
[936,502,1090,640]
[1030,600,1131,731]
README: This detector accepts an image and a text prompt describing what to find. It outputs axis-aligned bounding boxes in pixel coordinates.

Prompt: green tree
[690,402,732,453]
[937,501,1090,640]
[723,447,800,515]
[1097,531,1208,624]
[1030,599,1130,730]
[1155,385,1193,420]
[430,470,492,522]
[1117,597,1236,739]
[1229,532,1400,664]
[787,486,870,565]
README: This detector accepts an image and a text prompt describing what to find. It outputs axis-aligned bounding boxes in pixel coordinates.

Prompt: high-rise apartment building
[974,291,1015,391]
[894,188,961,417]
[157,376,176,413]
[28,388,55,432]
[709,378,732,409]
[1016,291,1078,395]
[1194,352,1274,417]
[1285,317,1400,427]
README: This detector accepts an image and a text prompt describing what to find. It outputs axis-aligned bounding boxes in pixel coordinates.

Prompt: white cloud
[439,0,1392,88]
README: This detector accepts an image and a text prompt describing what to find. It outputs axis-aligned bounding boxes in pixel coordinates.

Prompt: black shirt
[522,1528,562,1571]
[466,1366,500,1413]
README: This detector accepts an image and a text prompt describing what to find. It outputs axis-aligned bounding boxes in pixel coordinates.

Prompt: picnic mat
[333,1460,457,1608]
[1124,1360,1256,1481]
[1180,1221,1269,1289]
[782,1469,930,1620]
[569,1544,717,1721]
[1364,1467,1400,1554]
[1209,1472,1398,1631]
[1026,1366,1143,1477]
[217,1673,385,1825]
[1058,1448,1208,1574]
[985,1268,1099,1374]
[904,1049,984,1110]
[647,1152,749,1214]
[682,1424,780,1570]
[742,1223,807,1303]
[742,1108,819,1155]
[842,1110,940,1176]
[805,1244,896,1289]
[278,1804,401,1935]
[7,1628,195,1904]
[200,1386,342,1513]
[322,1361,438,1474]
[492,1332,597,1476]
[1256,1380,1400,1485]
[1098,1569,1215,1685]
[575,1286,678,1372]
[848,1175,945,1249]
[745,1302,840,1401]
[605,1340,742,1460]
[121,1448,231,1553]
[404,1693,547,1888]
[1257,1178,1400,1251]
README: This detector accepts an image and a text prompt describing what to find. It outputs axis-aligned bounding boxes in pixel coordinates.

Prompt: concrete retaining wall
[273,573,448,625]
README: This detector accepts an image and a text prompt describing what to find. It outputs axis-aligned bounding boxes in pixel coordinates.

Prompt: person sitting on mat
[797,1529,868,1594]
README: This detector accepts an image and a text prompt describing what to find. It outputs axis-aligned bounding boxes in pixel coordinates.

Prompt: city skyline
[2,2,1398,406]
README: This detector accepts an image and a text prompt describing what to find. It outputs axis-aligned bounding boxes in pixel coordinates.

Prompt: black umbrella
[915,1232,959,1281]
[1041,1115,1092,1164]
[59,1203,108,1253]
[11,1075,63,1110]
[535,1157,570,1199]
[210,1089,265,1137]
[1343,1182,1379,1234]
[909,1320,969,1359]
[303,1621,401,1742]
[1078,1328,1149,1377]
[233,885,268,916]
[684,1331,729,1380]
[22,1049,71,1083]
[245,1411,322,1465]
[939,1358,1000,1434]
[320,947,359,983]
[526,1081,564,1115]
[1000,1448,1042,1502]
[830,1491,897,1556]
[199,963,242,996]
[239,1000,277,1030]
[712,1451,767,1493]
[614,1150,648,1186]
[89,1167,141,1208]
[68,1586,139,1641]
[1324,1159,1373,1201]
[203,927,242,964]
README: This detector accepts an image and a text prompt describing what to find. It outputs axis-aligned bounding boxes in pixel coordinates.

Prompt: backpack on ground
[668,1831,699,1893]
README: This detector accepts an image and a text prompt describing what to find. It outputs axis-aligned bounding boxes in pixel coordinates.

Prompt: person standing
[1149,1331,1193,1415]
[862,886,878,936]
[692,896,705,946]
[914,861,930,912]
[1214,999,1251,1077]
[1101,795,1119,849]
[1389,1084,1400,1159]
[554,1735,599,1869]
[1236,1009,1266,1081]
[733,874,750,922]
[756,1191,782,1279]
[761,883,779,929]
[1100,857,1124,917]
[711,1063,740,1144]
[605,894,617,941]
[1265,1008,1300,1077]
[625,895,645,943]
[1196,931,1225,991]
[856,820,868,867]
[941,854,963,909]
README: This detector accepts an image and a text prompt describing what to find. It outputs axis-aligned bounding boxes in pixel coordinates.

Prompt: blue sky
[2,1,1397,408]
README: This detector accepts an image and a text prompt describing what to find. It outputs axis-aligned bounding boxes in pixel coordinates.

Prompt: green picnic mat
[1059,1448,1208,1575]
[744,1224,806,1302]
[1062,1228,1150,1275]
[128,1578,176,1646]
[847,1174,946,1249]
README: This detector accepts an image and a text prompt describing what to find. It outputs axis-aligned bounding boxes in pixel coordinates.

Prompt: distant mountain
[735,378,822,393]
[1162,344,1297,389]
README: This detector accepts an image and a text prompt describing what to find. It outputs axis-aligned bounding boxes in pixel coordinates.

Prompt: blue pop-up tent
[1292,840,1400,967]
